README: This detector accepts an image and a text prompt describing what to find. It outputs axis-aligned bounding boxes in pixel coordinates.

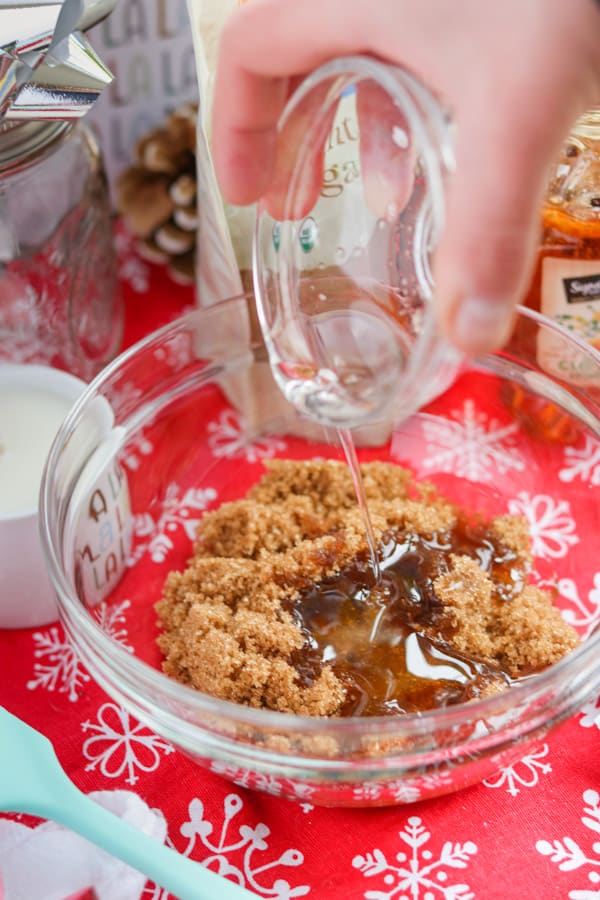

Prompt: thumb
[434,93,563,356]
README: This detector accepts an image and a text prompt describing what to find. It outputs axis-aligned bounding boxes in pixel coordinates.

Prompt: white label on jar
[537,257,600,385]
[73,459,131,608]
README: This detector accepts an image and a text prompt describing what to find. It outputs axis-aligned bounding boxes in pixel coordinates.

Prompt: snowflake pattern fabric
[352,816,478,899]
[81,702,175,786]
[537,790,600,898]
[115,227,151,294]
[207,409,287,462]
[144,793,310,899]
[210,762,315,813]
[553,574,600,640]
[27,626,90,703]
[4,267,600,900]
[483,744,552,796]
[417,399,525,482]
[129,483,218,564]
[559,436,600,487]
[506,492,579,559]
[579,694,600,730]
[27,601,133,702]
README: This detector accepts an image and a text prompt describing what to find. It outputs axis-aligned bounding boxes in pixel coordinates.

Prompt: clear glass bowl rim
[40,300,600,745]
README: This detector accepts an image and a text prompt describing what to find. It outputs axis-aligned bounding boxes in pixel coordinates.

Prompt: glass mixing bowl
[41,296,600,808]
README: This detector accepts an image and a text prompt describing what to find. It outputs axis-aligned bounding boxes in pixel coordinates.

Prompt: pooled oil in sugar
[288,514,526,716]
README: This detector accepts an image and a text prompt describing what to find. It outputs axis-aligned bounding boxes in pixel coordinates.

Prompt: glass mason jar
[253,56,460,430]
[0,121,123,381]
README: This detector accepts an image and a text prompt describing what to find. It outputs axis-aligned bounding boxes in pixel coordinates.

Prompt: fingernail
[452,297,513,354]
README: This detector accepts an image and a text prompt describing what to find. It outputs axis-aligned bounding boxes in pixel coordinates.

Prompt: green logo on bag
[299,217,318,253]
[272,222,281,252]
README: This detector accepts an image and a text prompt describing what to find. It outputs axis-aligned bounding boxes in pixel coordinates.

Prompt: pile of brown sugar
[156,460,579,717]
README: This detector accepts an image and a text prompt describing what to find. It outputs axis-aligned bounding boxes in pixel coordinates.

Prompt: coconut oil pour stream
[338,427,381,582]
[292,289,407,584]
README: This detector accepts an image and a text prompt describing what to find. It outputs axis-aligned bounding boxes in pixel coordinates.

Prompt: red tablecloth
[2,230,600,900]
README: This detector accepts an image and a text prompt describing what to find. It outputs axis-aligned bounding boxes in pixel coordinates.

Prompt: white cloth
[0,790,167,900]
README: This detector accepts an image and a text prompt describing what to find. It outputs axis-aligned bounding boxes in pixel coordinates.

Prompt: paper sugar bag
[185,0,393,446]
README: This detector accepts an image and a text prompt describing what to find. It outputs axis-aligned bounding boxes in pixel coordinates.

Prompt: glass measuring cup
[253,56,461,429]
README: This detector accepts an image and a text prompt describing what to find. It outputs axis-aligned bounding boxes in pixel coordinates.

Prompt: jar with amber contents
[504,107,600,443]
[530,108,600,348]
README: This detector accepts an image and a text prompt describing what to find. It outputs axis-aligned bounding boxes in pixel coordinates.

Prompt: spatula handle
[35,775,253,900]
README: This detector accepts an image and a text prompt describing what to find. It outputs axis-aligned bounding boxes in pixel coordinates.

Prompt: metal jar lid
[0,121,71,176]
[1,0,115,123]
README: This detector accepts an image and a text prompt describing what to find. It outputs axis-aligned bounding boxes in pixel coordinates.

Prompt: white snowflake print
[352,772,454,806]
[417,400,525,482]
[483,744,551,796]
[115,228,150,293]
[121,431,154,472]
[94,599,133,652]
[81,702,174,786]
[537,789,600,898]
[119,253,150,294]
[353,783,387,803]
[27,626,90,703]
[560,435,600,487]
[579,694,600,730]
[28,601,135,702]
[153,331,194,372]
[129,483,217,564]
[170,302,196,320]
[385,781,422,805]
[507,492,579,559]
[554,573,600,640]
[104,380,143,417]
[210,761,315,812]
[143,793,310,900]
[353,815,478,899]
[0,282,57,366]
[392,773,454,805]
[207,409,287,463]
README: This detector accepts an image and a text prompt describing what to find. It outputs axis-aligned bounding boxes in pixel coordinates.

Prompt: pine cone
[116,103,198,286]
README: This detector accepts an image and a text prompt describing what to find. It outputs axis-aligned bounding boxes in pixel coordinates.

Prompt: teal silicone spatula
[0,707,254,900]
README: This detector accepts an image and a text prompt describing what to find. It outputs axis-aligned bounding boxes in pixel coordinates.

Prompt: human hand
[212,0,600,355]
